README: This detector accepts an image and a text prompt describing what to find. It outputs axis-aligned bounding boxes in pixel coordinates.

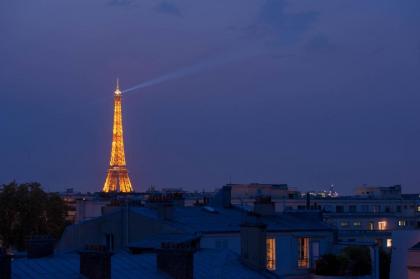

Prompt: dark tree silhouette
[0,182,67,250]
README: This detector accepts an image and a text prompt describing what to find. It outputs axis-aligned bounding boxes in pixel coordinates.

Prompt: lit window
[298,237,310,268]
[417,205,420,212]
[386,238,392,248]
[368,222,374,230]
[340,221,349,228]
[378,221,387,231]
[353,221,361,227]
[266,238,276,271]
[398,220,406,227]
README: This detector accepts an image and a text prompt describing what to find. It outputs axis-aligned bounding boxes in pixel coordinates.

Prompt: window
[386,238,392,248]
[417,205,420,212]
[385,206,391,213]
[398,220,406,227]
[266,238,276,271]
[396,205,401,213]
[373,205,381,213]
[378,221,387,231]
[340,221,349,228]
[368,222,374,230]
[349,205,357,213]
[336,206,344,213]
[353,221,361,227]
[298,237,310,268]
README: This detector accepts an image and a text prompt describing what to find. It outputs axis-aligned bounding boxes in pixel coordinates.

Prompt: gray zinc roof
[12,249,266,279]
[130,205,333,234]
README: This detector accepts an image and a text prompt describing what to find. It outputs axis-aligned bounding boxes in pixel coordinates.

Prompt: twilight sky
[1,0,420,194]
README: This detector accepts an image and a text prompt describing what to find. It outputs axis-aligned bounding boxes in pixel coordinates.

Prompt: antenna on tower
[114,78,122,95]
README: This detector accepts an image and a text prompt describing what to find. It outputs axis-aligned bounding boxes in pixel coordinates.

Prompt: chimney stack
[240,214,267,270]
[306,192,310,209]
[222,185,232,208]
[0,248,11,279]
[79,244,113,279]
[26,235,55,259]
[157,241,196,279]
[146,194,175,220]
[254,196,275,216]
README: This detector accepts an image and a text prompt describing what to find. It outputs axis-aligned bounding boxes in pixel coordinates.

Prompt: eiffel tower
[102,79,134,192]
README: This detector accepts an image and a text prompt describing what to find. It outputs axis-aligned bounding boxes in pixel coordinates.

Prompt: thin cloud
[259,0,319,45]
[155,1,182,17]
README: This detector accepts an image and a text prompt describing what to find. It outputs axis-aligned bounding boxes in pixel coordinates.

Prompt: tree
[0,182,67,250]
[315,246,372,276]
[341,246,371,276]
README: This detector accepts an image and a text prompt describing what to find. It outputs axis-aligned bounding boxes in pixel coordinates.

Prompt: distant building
[230,183,420,248]
[7,186,384,278]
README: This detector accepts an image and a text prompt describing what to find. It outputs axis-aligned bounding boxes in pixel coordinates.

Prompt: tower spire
[115,78,121,95]
[102,79,134,193]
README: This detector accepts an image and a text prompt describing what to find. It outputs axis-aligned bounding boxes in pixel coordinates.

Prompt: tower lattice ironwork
[102,79,134,192]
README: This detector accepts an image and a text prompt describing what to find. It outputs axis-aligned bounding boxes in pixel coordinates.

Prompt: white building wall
[390,230,420,279]
[274,232,334,277]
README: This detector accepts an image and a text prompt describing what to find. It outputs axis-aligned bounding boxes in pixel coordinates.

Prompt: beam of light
[122,47,263,94]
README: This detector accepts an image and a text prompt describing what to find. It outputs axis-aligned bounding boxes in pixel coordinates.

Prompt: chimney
[240,214,267,270]
[209,185,232,208]
[220,185,232,208]
[26,235,55,259]
[79,244,113,279]
[254,196,275,216]
[146,194,175,220]
[0,248,11,279]
[306,192,310,209]
[156,202,174,220]
[157,241,196,279]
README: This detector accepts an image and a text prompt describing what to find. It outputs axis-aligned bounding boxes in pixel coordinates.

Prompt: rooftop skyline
[1,0,420,194]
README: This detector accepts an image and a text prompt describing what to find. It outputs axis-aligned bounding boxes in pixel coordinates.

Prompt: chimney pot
[79,244,113,279]
[254,196,275,216]
[26,235,55,259]
[240,218,267,270]
[157,243,195,279]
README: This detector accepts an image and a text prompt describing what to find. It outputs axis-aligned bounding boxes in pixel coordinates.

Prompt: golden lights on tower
[102,79,134,192]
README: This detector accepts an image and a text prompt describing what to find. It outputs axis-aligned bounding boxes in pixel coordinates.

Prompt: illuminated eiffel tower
[102,79,134,192]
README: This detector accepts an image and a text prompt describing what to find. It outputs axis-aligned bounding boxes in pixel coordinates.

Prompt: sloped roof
[410,242,420,250]
[12,249,266,279]
[130,205,333,234]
